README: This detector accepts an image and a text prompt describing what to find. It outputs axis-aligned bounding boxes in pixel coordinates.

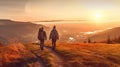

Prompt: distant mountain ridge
[0,19,120,44]
[89,27,120,42]
[0,19,48,44]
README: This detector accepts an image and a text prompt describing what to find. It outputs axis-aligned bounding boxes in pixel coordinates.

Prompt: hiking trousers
[39,39,44,50]
[52,39,57,50]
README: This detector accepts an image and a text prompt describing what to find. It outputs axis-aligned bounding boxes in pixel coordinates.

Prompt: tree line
[84,35,120,44]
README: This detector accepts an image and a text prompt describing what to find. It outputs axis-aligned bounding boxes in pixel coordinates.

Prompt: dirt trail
[27,50,45,67]
[25,44,64,67]
[45,47,64,67]
[32,51,45,67]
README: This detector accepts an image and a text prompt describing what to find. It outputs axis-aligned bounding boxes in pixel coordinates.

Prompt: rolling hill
[89,27,120,42]
[0,19,48,44]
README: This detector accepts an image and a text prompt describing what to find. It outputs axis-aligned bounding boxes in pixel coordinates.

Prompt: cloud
[1,0,120,21]
[0,0,28,7]
[0,0,29,13]
[0,0,30,19]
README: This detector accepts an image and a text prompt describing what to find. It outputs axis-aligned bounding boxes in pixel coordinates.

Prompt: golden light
[93,12,103,23]
[96,13,101,18]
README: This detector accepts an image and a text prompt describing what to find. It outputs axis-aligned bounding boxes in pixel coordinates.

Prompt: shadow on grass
[82,61,110,67]
[2,56,38,67]
[106,55,120,64]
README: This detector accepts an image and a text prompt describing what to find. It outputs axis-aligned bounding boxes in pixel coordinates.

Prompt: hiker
[49,26,59,50]
[38,27,47,50]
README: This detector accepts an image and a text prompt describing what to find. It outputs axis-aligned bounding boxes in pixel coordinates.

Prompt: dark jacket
[38,29,47,40]
[49,29,59,40]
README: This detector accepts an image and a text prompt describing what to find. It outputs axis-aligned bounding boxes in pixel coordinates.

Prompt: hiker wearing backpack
[38,27,47,50]
[49,26,59,50]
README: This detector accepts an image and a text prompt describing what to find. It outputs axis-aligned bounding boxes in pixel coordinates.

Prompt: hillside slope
[0,19,48,44]
[52,43,120,67]
[89,27,120,42]
[1,43,120,67]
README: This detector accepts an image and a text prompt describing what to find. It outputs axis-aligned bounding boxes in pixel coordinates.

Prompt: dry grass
[24,43,60,67]
[0,43,63,67]
[1,42,120,67]
[0,43,36,67]
[47,43,120,67]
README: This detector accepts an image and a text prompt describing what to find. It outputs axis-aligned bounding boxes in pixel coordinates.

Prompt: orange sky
[0,0,120,25]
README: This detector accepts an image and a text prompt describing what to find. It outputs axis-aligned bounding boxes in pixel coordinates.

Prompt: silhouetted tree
[88,38,91,43]
[111,36,120,43]
[107,35,111,44]
[84,41,87,43]
[118,36,120,43]
[114,37,118,43]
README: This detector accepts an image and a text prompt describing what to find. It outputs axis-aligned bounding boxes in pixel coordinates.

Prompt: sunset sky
[0,0,120,24]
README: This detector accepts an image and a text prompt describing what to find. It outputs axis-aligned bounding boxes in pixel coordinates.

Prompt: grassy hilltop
[0,43,120,67]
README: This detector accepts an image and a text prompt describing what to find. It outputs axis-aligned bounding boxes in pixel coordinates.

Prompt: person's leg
[53,40,56,50]
[40,40,42,50]
[52,40,53,49]
[41,39,44,50]
[53,42,55,50]
[42,39,44,50]
[52,39,56,50]
[54,40,56,50]
[52,39,54,50]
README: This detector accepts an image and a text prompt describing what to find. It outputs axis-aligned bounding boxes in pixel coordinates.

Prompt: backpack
[38,31,45,40]
[51,30,58,39]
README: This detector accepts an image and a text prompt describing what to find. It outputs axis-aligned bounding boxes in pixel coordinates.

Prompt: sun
[94,13,103,22]
[96,13,102,18]
[91,12,104,23]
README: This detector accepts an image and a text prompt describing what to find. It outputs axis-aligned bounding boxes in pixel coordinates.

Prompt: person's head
[41,27,44,31]
[53,25,56,29]
[39,27,44,31]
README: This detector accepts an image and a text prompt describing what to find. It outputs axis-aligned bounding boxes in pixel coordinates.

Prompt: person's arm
[49,31,52,40]
[44,31,47,40]
[38,29,40,40]
[57,31,59,40]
